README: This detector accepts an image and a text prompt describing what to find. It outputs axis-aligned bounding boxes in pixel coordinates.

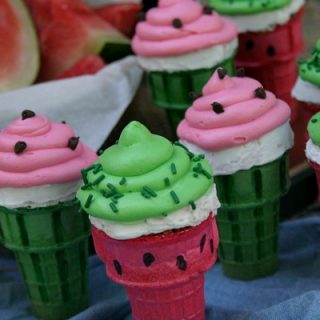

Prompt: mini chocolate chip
[200,234,207,253]
[245,40,254,50]
[21,110,35,120]
[68,137,80,150]
[254,87,266,99]
[210,239,214,254]
[61,120,66,124]
[267,45,276,56]
[189,91,202,100]
[203,6,213,14]
[236,68,245,77]
[143,253,155,267]
[212,102,224,114]
[172,18,183,28]
[113,260,122,275]
[217,67,227,79]
[14,141,27,154]
[176,255,187,271]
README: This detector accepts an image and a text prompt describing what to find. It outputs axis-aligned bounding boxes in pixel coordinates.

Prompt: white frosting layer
[137,38,238,72]
[89,186,220,240]
[181,122,293,176]
[225,0,304,32]
[83,0,140,8]
[305,139,320,164]
[0,180,82,209]
[292,77,320,104]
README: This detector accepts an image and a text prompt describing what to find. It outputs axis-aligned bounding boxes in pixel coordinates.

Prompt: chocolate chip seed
[267,45,276,57]
[14,141,27,154]
[212,102,224,114]
[113,260,122,275]
[172,18,183,28]
[217,67,227,79]
[143,253,155,267]
[68,137,80,150]
[254,87,266,99]
[176,255,187,271]
[21,110,35,120]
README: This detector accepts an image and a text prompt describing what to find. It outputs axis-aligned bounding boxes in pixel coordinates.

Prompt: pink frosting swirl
[132,0,237,57]
[0,113,97,187]
[177,70,291,151]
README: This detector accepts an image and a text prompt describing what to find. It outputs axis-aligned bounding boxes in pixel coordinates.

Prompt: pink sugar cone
[235,9,304,121]
[92,215,219,320]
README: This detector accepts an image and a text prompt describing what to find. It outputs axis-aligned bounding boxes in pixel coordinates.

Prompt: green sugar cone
[214,153,290,280]
[0,199,90,320]
[148,57,235,131]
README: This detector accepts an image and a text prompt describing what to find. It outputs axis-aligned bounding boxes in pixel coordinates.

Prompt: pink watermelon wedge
[38,0,130,80]
[0,0,39,92]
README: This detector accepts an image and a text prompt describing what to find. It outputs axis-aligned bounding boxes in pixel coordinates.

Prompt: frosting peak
[0,112,97,187]
[132,0,237,57]
[299,39,320,87]
[177,69,291,151]
[77,121,213,222]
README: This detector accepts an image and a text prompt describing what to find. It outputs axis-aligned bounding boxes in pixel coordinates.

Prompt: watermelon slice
[54,54,106,79]
[0,0,39,92]
[94,3,141,38]
[38,0,131,80]
[24,0,52,33]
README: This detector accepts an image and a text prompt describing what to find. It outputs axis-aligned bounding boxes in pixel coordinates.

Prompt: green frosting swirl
[209,0,291,15]
[307,112,320,145]
[299,40,320,87]
[76,121,213,222]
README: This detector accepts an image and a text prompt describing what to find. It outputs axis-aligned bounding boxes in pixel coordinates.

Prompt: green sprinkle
[81,184,92,190]
[81,169,88,184]
[119,177,126,185]
[141,190,151,199]
[189,201,196,210]
[201,169,212,179]
[164,177,170,186]
[170,190,180,204]
[102,190,116,198]
[92,174,105,185]
[92,163,102,174]
[193,173,199,178]
[171,163,177,175]
[113,193,124,199]
[109,202,118,213]
[107,183,117,191]
[111,197,118,204]
[143,186,157,197]
[161,212,168,217]
[84,194,93,208]
[192,154,205,162]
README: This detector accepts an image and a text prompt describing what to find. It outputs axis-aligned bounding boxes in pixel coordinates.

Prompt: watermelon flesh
[0,0,39,92]
[54,54,106,79]
[36,0,130,80]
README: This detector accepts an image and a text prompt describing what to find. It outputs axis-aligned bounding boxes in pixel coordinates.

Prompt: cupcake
[77,121,220,320]
[132,0,238,131]
[210,0,305,120]
[177,69,293,280]
[306,112,320,202]
[0,110,97,320]
[292,40,320,139]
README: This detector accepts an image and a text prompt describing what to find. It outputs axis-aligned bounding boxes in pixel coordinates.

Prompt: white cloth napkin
[0,56,143,151]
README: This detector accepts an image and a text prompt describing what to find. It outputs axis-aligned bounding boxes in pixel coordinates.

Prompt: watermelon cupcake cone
[77,121,220,320]
[132,0,238,133]
[209,0,304,121]
[292,40,320,140]
[0,111,97,320]
[177,69,293,280]
[306,113,320,203]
